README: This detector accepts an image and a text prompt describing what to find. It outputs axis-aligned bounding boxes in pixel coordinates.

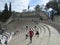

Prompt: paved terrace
[4,21,60,45]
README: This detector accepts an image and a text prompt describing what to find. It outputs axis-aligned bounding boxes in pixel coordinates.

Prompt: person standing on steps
[4,40,7,45]
[25,26,28,31]
[26,26,28,29]
[35,31,39,38]
[29,28,34,43]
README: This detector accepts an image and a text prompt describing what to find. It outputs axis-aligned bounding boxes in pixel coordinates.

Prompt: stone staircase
[6,22,60,45]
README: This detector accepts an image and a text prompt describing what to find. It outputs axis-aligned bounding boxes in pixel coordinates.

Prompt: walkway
[7,22,60,45]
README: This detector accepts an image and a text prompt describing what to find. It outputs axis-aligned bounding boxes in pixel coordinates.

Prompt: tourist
[26,26,28,29]
[50,9,55,21]
[35,31,39,37]
[29,28,34,43]
[25,33,28,39]
[34,26,37,28]
[25,26,28,31]
[4,40,7,45]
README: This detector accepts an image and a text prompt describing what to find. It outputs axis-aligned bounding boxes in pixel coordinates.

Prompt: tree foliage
[9,2,12,15]
[0,3,12,22]
[35,5,40,12]
[1,3,8,22]
[46,1,58,10]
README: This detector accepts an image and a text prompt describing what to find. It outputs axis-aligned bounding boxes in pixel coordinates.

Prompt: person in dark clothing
[29,28,34,43]
[25,26,28,31]
[25,34,28,39]
[35,31,39,37]
[50,10,54,21]
[4,40,7,45]
[34,26,37,28]
[2,30,4,33]
[26,26,28,29]
[0,30,4,35]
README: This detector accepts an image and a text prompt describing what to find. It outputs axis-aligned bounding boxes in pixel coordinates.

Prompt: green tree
[1,3,9,22]
[35,5,40,12]
[46,1,58,10]
[1,3,12,22]
[9,2,11,12]
[35,5,43,20]
[9,2,12,14]
[4,3,8,11]
[9,2,12,17]
[35,5,41,16]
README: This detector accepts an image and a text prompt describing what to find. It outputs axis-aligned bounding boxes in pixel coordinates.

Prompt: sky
[0,0,50,12]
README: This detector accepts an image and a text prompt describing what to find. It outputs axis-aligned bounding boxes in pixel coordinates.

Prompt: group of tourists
[0,25,39,45]
[25,26,39,43]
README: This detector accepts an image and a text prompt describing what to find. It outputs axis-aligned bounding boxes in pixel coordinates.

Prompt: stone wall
[12,11,48,21]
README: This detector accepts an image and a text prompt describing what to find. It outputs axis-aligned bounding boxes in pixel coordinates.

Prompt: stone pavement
[7,22,60,45]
